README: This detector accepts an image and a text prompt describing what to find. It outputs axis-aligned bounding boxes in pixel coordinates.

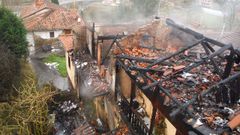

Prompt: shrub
[0,62,56,135]
[0,7,28,57]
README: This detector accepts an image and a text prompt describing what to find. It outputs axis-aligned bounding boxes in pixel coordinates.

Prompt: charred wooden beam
[166,18,227,48]
[116,55,155,63]
[92,23,95,58]
[146,44,233,89]
[205,37,227,47]
[115,40,126,54]
[97,35,125,40]
[201,41,223,76]
[170,71,240,117]
[129,66,164,74]
[101,35,119,64]
[183,44,233,73]
[166,18,204,39]
[222,48,235,79]
[147,39,204,68]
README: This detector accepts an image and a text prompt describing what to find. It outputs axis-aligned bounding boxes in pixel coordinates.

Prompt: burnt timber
[115,19,240,135]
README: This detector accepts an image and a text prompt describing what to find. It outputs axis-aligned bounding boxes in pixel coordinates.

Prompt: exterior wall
[136,90,153,118]
[34,30,63,39]
[86,29,92,55]
[94,96,122,131]
[65,51,76,89]
[119,68,131,98]
[165,118,177,135]
[27,32,35,46]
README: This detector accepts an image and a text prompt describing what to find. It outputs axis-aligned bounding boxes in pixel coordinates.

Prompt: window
[64,29,71,34]
[68,56,71,69]
[50,32,55,38]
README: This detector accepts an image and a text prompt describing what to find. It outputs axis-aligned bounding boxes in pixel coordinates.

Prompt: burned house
[112,19,240,134]
[61,15,240,134]
[88,18,240,134]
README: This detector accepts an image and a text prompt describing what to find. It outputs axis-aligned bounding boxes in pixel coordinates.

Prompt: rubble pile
[75,50,110,98]
[49,93,96,135]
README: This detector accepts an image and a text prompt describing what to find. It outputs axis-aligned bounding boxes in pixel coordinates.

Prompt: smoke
[61,0,159,25]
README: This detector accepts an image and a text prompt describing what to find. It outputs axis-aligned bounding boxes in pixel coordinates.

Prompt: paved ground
[30,51,69,91]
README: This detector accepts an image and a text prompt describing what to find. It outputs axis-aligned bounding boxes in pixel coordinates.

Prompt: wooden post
[97,42,102,67]
[149,86,159,135]
[129,80,136,121]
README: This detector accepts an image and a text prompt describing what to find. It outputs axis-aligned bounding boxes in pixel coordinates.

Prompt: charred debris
[111,19,240,135]
[67,18,240,135]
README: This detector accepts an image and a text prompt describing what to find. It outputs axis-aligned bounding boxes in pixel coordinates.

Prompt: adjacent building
[20,0,81,46]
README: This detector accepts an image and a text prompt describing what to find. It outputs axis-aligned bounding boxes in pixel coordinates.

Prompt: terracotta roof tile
[21,0,80,31]
[59,34,74,51]
[228,113,240,130]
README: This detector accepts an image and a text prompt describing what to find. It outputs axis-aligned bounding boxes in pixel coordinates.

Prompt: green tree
[0,7,28,57]
[51,0,59,5]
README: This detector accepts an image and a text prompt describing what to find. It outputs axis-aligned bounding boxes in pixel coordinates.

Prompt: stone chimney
[35,0,45,8]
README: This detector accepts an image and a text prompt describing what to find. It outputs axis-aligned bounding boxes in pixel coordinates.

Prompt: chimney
[35,0,45,8]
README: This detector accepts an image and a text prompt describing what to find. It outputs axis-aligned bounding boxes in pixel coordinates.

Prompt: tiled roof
[59,34,74,51]
[20,0,80,31]
[20,0,63,19]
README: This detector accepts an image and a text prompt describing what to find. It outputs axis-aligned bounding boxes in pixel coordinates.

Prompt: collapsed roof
[114,18,240,134]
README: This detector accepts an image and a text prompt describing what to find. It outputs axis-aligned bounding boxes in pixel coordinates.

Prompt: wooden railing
[118,94,150,135]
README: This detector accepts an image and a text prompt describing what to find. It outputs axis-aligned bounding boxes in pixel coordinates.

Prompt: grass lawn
[43,54,67,77]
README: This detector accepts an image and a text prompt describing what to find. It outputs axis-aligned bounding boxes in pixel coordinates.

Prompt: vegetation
[44,54,67,77]
[0,7,28,101]
[51,0,59,5]
[34,35,58,48]
[0,7,28,57]
[0,62,56,135]
[0,46,20,101]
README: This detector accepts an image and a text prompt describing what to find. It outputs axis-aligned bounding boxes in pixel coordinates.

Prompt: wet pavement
[29,51,69,91]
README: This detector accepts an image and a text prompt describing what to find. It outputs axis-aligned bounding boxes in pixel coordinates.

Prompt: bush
[0,46,20,101]
[34,35,59,49]
[0,7,28,57]
[0,62,56,135]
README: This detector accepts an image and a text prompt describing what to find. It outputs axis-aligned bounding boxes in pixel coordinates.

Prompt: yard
[43,54,67,77]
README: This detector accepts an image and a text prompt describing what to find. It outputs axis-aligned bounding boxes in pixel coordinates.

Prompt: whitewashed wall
[34,30,63,39]
[27,32,35,46]
[26,30,63,47]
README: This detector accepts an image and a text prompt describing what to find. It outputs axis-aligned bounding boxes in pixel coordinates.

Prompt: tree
[0,7,28,57]
[51,0,59,5]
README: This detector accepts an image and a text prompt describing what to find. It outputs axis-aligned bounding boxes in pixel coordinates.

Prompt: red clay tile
[173,65,185,71]
[228,114,240,130]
